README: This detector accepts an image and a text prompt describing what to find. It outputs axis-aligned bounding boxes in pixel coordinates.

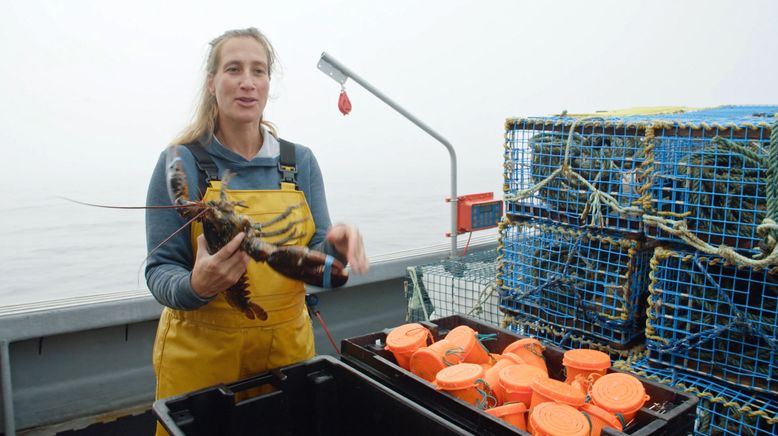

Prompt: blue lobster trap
[621,359,778,436]
[503,116,648,234]
[646,246,778,397]
[647,106,777,256]
[497,219,651,346]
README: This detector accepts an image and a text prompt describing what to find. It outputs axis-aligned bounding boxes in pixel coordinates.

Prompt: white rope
[406,266,431,321]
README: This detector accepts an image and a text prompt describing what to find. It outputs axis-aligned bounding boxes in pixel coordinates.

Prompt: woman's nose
[239,75,256,90]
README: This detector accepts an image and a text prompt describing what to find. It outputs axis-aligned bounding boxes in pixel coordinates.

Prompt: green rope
[474,378,497,410]
[443,347,465,366]
[684,136,767,247]
[476,333,497,342]
[580,411,594,436]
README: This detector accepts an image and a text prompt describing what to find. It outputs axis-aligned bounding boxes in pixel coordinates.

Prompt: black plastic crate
[340,315,698,436]
[153,355,472,436]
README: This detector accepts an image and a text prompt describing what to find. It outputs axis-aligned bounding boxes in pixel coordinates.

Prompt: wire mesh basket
[620,359,778,436]
[503,106,778,251]
[405,248,501,326]
[498,220,650,346]
[503,117,647,233]
[646,246,778,397]
[649,108,776,256]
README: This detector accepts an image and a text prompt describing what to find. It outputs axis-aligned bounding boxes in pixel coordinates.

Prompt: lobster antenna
[136,208,210,287]
[56,196,202,210]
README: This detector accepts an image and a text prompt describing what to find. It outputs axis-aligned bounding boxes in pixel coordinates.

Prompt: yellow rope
[645,247,674,343]
[643,215,778,270]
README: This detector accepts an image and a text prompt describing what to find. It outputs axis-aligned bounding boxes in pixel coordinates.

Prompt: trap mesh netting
[503,105,777,253]
[622,359,778,436]
[405,249,502,326]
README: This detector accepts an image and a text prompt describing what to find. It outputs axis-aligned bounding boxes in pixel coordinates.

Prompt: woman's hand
[326,223,369,274]
[190,233,250,298]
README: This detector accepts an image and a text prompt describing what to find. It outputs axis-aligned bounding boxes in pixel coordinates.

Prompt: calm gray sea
[1,158,502,306]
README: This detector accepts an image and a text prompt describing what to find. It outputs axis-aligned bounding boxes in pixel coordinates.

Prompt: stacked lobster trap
[618,359,777,435]
[500,113,655,356]
[497,221,650,351]
[500,106,778,434]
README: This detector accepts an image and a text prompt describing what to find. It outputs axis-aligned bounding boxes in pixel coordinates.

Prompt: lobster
[165,145,348,320]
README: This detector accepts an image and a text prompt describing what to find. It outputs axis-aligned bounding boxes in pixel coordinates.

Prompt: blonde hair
[172,28,278,145]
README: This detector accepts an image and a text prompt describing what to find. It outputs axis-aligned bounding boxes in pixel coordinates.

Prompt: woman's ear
[207,76,215,96]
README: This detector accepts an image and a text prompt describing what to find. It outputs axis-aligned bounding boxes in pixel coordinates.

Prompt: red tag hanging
[338,88,352,115]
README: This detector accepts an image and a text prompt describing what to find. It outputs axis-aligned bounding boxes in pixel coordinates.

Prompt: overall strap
[182,141,219,198]
[183,138,298,194]
[278,139,298,190]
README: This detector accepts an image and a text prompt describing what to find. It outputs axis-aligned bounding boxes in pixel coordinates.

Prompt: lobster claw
[267,246,349,288]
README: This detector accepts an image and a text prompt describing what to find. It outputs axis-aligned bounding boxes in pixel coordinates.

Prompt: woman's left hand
[326,223,369,274]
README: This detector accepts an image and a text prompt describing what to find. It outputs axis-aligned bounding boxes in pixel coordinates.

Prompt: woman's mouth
[236,97,257,106]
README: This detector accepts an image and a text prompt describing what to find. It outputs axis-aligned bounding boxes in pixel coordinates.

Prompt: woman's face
[209,36,270,127]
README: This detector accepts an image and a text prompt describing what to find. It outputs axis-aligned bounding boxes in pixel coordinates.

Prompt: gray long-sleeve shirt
[145,134,337,310]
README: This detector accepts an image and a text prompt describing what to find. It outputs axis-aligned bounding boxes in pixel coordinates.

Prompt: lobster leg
[252,218,308,239]
[254,203,305,228]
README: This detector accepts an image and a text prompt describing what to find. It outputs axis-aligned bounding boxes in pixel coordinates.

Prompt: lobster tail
[225,276,268,321]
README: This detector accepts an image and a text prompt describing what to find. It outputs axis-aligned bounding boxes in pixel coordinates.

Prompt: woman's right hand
[190,233,250,298]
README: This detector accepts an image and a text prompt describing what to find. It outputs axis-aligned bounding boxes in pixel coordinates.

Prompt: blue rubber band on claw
[322,255,334,288]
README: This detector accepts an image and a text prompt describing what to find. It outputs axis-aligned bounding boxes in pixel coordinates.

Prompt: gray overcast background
[0,1,776,297]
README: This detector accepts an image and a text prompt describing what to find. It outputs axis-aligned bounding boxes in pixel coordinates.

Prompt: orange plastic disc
[530,402,590,436]
[563,349,611,371]
[502,338,547,374]
[531,378,587,407]
[409,348,448,382]
[590,373,649,415]
[445,325,477,345]
[435,362,485,390]
[503,338,544,355]
[445,325,492,364]
[499,352,526,365]
[385,323,430,353]
[499,364,548,392]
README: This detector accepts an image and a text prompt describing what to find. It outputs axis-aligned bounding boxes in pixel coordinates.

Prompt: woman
[145,28,367,434]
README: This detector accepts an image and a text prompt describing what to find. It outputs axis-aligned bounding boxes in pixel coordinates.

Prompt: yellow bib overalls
[152,180,316,435]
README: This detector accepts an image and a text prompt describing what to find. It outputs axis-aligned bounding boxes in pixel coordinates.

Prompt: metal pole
[318,52,459,257]
[1,341,15,436]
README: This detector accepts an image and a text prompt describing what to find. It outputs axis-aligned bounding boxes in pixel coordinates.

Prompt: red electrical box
[445,192,503,236]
